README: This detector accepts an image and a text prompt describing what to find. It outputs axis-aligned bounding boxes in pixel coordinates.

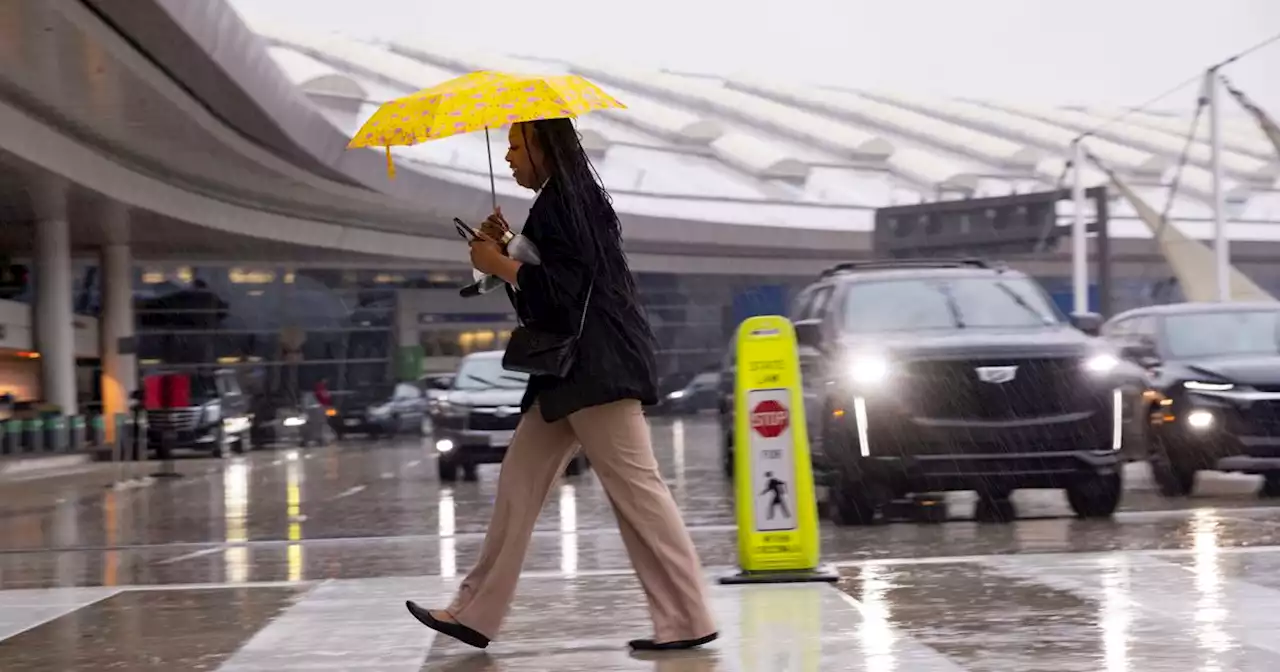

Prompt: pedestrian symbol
[761,472,791,521]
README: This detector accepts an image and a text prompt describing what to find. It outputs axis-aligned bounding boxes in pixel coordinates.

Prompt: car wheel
[564,456,585,477]
[1260,474,1280,498]
[437,459,459,482]
[974,495,1016,523]
[829,477,877,526]
[462,462,479,482]
[230,436,247,455]
[1150,451,1196,497]
[721,428,734,479]
[1066,471,1123,519]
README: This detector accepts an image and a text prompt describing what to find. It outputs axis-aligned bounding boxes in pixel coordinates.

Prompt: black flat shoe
[628,632,718,651]
[405,601,490,649]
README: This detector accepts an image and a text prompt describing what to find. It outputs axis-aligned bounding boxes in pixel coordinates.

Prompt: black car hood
[1182,355,1280,386]
[840,325,1098,360]
[445,388,525,406]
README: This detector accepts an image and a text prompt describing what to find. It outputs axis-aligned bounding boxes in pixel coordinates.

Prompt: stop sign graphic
[751,399,789,438]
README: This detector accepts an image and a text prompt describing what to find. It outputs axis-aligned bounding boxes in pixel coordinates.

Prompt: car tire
[1260,473,1280,499]
[974,496,1016,523]
[230,437,246,455]
[829,477,877,526]
[462,463,479,482]
[1150,451,1196,497]
[721,428,734,479]
[438,459,459,482]
[1066,471,1122,519]
[564,456,586,477]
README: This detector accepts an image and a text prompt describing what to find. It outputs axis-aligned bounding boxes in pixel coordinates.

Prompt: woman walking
[406,119,717,651]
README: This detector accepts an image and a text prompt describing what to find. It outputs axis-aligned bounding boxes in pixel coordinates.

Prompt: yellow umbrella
[347,70,626,205]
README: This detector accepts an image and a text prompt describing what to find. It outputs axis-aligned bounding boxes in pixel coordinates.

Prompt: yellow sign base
[720,315,836,586]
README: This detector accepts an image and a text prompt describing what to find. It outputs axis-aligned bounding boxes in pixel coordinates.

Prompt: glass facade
[130,266,468,402]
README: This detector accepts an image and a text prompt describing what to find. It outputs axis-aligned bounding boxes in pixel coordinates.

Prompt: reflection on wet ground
[1,417,1280,669]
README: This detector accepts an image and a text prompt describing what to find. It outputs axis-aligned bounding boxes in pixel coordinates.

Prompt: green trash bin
[69,416,86,453]
[44,415,68,453]
[23,417,45,454]
[0,421,8,456]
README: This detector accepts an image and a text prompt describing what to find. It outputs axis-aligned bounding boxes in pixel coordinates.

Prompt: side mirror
[1120,342,1160,367]
[794,319,822,348]
[1070,312,1103,336]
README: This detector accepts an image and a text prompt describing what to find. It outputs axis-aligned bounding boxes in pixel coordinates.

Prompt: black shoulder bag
[502,280,594,378]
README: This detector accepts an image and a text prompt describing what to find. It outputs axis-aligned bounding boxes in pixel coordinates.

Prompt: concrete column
[34,184,77,414]
[100,242,135,440]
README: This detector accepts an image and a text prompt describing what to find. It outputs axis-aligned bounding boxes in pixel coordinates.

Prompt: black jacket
[505,182,659,422]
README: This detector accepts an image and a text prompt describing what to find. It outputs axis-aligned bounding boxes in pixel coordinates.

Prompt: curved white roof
[732,80,1040,170]
[1088,107,1277,161]
[266,47,366,100]
[888,148,979,193]
[710,133,810,180]
[865,91,1167,177]
[602,87,724,145]
[983,102,1280,184]
[571,65,894,162]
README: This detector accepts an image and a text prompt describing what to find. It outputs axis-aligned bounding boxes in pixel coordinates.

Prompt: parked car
[430,350,588,481]
[146,368,251,458]
[723,258,1128,525]
[328,382,428,439]
[1102,302,1280,498]
[655,371,721,415]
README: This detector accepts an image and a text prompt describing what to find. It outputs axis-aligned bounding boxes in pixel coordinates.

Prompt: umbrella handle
[485,127,496,210]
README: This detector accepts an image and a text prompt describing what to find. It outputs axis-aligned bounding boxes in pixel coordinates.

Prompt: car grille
[903,357,1097,421]
[1233,400,1280,435]
[148,408,202,431]
[468,409,521,431]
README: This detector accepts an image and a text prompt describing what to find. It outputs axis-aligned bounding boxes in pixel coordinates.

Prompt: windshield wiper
[464,374,503,387]
[936,283,966,329]
[994,281,1052,324]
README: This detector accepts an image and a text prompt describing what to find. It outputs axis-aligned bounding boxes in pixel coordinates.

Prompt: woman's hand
[479,207,510,242]
[470,232,521,283]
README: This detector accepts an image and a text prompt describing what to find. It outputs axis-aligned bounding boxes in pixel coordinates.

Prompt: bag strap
[575,280,594,338]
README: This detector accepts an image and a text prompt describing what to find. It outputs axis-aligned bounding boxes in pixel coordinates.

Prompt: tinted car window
[1164,310,1280,359]
[843,277,1061,333]
[454,356,529,390]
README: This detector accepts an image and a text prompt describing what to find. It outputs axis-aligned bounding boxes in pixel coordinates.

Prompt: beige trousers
[447,399,716,642]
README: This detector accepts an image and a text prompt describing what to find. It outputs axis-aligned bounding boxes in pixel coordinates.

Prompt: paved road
[1,416,1279,670]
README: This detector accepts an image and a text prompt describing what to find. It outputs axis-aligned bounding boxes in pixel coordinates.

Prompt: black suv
[781,259,1128,524]
[1102,302,1280,498]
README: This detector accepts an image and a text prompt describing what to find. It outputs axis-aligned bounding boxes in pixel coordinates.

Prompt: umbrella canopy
[346,70,625,199]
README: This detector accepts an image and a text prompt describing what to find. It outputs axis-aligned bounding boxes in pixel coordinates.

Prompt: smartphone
[453,217,479,241]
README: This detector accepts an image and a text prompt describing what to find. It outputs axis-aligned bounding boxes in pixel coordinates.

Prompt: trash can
[113,414,131,460]
[69,416,86,453]
[2,420,18,455]
[44,414,68,453]
[0,420,8,456]
[89,414,108,457]
[23,417,45,454]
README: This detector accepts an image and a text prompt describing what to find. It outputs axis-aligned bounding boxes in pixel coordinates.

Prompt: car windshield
[842,277,1062,333]
[454,356,529,390]
[1164,310,1280,359]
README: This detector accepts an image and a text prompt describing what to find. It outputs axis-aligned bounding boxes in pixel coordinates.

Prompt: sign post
[720,315,836,585]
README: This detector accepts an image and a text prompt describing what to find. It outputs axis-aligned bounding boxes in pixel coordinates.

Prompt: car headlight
[849,356,889,384]
[368,404,391,417]
[667,390,686,399]
[1184,381,1234,392]
[283,416,306,427]
[1084,353,1119,375]
[434,401,468,418]
[1187,409,1215,429]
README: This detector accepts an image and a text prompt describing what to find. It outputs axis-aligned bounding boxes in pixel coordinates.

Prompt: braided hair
[520,119,635,294]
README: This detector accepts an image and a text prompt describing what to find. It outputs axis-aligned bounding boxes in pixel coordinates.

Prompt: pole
[484,127,497,211]
[1090,186,1113,318]
[1071,140,1088,314]
[1207,68,1230,302]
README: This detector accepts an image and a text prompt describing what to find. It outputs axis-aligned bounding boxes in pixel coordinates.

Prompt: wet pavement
[1,417,1280,669]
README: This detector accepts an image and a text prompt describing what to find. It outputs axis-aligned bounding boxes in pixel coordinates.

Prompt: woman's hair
[523,119,635,292]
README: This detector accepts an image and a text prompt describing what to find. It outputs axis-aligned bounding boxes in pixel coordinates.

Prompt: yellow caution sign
[720,315,836,584]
